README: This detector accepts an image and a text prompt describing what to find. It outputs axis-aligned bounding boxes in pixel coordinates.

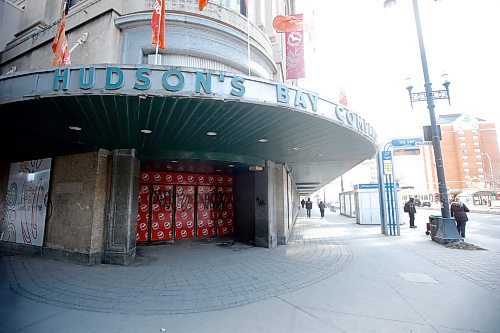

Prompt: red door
[175,185,195,239]
[197,185,216,238]
[136,185,150,243]
[216,186,234,237]
[150,185,173,241]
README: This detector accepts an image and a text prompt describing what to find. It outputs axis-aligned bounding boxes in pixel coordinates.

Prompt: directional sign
[391,138,423,147]
[416,141,432,146]
[393,148,421,156]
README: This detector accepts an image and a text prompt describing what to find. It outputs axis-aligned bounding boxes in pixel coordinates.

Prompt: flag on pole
[151,0,165,49]
[199,0,208,11]
[273,15,304,33]
[52,6,71,67]
[339,88,348,106]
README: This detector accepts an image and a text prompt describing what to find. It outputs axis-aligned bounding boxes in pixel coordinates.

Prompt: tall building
[0,0,377,265]
[422,114,500,204]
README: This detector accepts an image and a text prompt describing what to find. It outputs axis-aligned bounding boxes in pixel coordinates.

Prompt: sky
[294,0,500,199]
[297,0,500,145]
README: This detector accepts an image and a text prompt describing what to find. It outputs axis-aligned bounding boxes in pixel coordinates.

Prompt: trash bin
[428,215,441,240]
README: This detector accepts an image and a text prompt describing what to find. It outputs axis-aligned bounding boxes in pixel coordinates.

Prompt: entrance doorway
[136,172,234,243]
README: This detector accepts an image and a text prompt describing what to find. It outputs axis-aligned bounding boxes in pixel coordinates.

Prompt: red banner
[199,0,208,11]
[52,10,70,66]
[285,15,305,80]
[151,0,165,49]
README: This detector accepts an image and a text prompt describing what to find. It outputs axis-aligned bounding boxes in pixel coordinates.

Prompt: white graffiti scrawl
[1,159,52,246]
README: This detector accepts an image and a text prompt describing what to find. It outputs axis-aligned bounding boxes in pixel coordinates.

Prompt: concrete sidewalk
[1,208,499,333]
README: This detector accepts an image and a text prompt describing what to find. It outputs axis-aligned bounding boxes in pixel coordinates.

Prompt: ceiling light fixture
[69,126,82,131]
[206,131,217,136]
[258,138,269,143]
[228,164,235,168]
[140,129,152,134]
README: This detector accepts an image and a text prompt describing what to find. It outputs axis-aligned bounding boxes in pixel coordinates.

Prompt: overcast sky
[298,0,500,146]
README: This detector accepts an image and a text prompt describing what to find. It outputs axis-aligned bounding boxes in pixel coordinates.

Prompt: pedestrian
[305,198,312,218]
[403,198,417,228]
[301,199,305,209]
[318,201,326,218]
[450,197,470,238]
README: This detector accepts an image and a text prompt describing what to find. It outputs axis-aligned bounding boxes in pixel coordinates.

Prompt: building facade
[0,0,377,265]
[422,114,500,204]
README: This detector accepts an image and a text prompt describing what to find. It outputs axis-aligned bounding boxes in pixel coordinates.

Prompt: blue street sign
[391,138,423,147]
[382,151,392,160]
[355,183,379,190]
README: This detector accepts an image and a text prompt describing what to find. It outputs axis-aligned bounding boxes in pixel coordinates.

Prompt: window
[465,175,471,180]
[477,161,483,167]
[479,175,485,179]
[473,135,479,141]
[67,0,84,10]
[219,0,247,16]
[462,155,468,160]
[476,155,482,160]
[464,168,470,173]
[478,168,484,173]
[460,143,466,148]
[463,161,469,167]
[472,129,478,134]
[474,142,480,147]
[475,148,481,153]
[459,136,465,142]
[458,130,464,135]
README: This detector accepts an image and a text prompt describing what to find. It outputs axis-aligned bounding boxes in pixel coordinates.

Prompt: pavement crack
[274,295,348,333]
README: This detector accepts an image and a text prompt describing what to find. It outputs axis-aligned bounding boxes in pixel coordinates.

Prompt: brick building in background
[422,114,500,206]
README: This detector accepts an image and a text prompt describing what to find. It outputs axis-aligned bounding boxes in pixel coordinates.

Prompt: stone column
[254,161,277,248]
[103,149,139,265]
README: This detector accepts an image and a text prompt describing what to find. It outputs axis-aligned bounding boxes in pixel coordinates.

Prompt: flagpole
[246,0,251,76]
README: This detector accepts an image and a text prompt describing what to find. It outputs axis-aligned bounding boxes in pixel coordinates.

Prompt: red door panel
[136,185,150,243]
[150,185,173,241]
[175,185,195,239]
[216,186,234,237]
[197,185,216,238]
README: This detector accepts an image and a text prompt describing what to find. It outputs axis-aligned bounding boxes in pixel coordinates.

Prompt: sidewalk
[1,208,499,332]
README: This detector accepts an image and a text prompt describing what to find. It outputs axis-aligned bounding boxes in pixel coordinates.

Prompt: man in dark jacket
[404,198,417,228]
[451,198,470,238]
[305,198,313,218]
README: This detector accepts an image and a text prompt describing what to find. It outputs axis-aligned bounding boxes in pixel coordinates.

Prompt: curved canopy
[0,65,378,194]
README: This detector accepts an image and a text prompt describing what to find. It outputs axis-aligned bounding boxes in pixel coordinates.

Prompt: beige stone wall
[44,151,110,256]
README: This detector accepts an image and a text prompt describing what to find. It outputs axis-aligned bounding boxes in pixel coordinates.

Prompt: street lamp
[384,0,451,218]
[405,74,451,109]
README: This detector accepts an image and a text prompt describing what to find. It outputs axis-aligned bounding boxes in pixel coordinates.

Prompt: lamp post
[481,152,494,188]
[384,0,451,218]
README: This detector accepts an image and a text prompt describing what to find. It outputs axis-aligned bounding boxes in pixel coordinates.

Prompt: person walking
[305,198,312,218]
[450,197,470,238]
[301,199,305,209]
[318,201,326,218]
[404,198,417,228]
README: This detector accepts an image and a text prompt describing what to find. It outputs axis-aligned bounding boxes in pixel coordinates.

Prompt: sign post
[377,149,400,236]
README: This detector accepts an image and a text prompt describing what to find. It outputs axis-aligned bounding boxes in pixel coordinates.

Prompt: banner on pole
[285,14,305,80]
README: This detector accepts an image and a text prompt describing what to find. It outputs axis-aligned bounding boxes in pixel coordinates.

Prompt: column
[103,149,139,265]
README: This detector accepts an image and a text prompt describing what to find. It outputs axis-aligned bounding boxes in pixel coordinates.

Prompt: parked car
[421,201,431,207]
[413,198,422,207]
